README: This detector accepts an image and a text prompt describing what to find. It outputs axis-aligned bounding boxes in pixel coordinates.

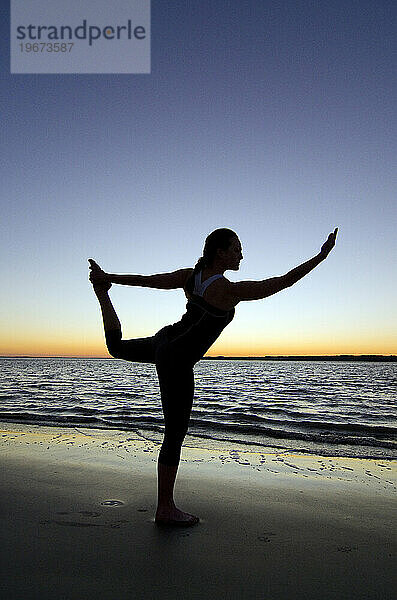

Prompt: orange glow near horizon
[1,333,395,358]
[207,334,397,357]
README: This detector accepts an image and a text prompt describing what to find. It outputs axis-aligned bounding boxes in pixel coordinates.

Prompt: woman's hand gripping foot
[88,259,112,292]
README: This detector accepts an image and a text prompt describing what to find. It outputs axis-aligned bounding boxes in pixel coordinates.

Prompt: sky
[1,0,396,357]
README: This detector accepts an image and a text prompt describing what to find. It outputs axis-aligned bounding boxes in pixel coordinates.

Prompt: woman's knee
[159,413,191,460]
[105,329,123,358]
[158,435,186,466]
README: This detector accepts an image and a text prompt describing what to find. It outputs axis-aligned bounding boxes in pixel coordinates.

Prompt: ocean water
[0,358,396,460]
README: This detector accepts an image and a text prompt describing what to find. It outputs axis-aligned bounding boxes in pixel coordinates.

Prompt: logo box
[11,0,151,74]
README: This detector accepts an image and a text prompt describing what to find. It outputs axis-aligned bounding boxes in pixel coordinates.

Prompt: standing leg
[155,362,199,526]
[156,463,178,508]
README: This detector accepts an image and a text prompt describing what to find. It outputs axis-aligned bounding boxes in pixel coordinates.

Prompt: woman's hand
[320,228,338,259]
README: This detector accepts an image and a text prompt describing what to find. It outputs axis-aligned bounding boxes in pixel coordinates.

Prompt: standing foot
[155,506,200,527]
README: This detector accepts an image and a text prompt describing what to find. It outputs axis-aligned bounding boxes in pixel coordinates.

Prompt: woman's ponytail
[193,256,207,274]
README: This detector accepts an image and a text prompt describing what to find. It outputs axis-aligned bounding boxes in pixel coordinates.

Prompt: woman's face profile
[220,236,243,271]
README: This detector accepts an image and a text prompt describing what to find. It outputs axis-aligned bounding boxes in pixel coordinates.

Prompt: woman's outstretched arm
[109,268,193,289]
[88,260,193,290]
[229,228,338,303]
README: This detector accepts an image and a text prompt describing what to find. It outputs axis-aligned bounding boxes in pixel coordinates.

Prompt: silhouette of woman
[89,227,338,526]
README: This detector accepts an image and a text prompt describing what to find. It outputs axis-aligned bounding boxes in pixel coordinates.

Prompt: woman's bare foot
[155,506,200,527]
[88,259,111,292]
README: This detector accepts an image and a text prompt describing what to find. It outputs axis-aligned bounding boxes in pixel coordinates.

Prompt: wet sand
[0,422,396,599]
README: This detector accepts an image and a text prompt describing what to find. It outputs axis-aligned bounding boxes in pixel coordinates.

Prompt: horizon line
[1,354,396,361]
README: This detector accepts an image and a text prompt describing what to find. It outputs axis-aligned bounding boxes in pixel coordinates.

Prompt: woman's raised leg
[92,284,121,335]
[89,259,121,334]
[89,259,157,362]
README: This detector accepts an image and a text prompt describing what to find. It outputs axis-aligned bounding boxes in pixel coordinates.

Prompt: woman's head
[194,228,243,272]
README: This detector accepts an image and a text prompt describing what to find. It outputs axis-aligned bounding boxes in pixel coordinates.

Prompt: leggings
[105,328,194,467]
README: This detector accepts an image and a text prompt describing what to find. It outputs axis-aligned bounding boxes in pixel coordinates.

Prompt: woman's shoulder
[201,276,237,311]
[182,268,194,283]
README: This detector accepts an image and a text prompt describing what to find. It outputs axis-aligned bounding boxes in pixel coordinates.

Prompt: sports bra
[157,269,234,362]
[193,271,224,297]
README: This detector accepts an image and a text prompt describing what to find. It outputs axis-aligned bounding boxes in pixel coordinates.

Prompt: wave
[0,410,395,459]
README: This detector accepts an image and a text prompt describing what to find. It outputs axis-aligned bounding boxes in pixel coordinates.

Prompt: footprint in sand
[109,520,129,528]
[40,520,100,527]
[41,519,128,528]
[56,510,101,517]
[257,532,276,543]
[337,545,358,552]
[79,510,101,517]
[43,507,127,528]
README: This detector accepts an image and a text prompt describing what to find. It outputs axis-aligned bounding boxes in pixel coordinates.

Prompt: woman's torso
[158,270,235,362]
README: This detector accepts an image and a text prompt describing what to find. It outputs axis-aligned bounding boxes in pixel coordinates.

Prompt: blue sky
[1,1,396,355]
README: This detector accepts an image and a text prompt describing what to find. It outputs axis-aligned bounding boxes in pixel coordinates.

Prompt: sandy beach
[1,422,395,600]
